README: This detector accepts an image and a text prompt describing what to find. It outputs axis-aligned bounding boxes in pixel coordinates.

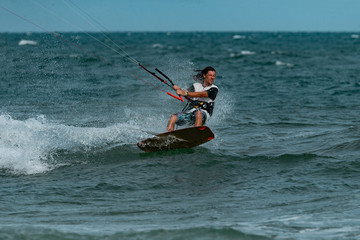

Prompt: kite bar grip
[167,92,184,102]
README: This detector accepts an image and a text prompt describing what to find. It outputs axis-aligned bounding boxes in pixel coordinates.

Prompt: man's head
[202,66,216,86]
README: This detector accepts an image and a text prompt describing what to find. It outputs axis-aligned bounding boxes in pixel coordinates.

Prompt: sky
[1,0,360,32]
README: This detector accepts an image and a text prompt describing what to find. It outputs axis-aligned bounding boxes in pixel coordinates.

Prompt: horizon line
[1,30,360,34]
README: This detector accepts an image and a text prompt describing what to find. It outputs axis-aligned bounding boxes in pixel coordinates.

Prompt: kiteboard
[137,126,214,152]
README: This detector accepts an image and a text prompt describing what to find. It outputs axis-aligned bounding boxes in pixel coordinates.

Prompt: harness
[189,100,214,112]
[182,83,218,117]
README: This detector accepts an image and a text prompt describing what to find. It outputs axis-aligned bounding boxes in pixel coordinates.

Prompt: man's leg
[167,114,178,132]
[194,110,203,127]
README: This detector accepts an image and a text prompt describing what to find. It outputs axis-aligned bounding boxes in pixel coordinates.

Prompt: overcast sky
[1,0,360,32]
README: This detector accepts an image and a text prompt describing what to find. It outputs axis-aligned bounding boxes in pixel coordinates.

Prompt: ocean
[1,31,360,240]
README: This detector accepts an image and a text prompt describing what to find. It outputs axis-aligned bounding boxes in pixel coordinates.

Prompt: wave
[0,114,149,175]
[0,225,272,240]
[18,39,38,46]
[275,60,294,67]
[322,138,360,153]
[245,153,322,161]
[229,50,256,58]
[232,34,246,40]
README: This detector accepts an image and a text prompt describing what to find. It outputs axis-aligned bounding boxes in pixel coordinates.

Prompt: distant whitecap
[69,54,80,59]
[18,40,38,46]
[240,50,255,55]
[230,50,255,58]
[350,34,359,39]
[232,34,246,40]
[275,60,294,67]
[152,43,164,49]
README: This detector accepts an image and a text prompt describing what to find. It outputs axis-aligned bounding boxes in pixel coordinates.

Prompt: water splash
[0,114,142,175]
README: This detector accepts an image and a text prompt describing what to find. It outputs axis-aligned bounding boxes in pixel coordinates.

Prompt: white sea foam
[18,40,38,46]
[208,92,233,129]
[230,50,255,58]
[275,60,294,67]
[0,114,142,175]
[152,43,165,49]
[232,35,246,40]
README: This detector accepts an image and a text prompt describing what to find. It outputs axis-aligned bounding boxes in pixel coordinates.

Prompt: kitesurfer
[166,66,218,132]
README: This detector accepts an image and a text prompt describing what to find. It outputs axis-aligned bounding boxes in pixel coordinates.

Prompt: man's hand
[173,85,181,91]
[176,89,187,96]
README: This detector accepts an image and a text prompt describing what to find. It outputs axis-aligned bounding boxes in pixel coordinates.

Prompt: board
[137,126,214,152]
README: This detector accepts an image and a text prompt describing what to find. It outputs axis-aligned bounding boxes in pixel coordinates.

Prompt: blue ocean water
[1,31,360,240]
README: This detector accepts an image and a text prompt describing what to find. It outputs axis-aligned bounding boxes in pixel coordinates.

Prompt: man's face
[203,71,216,86]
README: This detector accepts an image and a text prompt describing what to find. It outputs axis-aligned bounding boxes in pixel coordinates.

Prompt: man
[167,66,218,132]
